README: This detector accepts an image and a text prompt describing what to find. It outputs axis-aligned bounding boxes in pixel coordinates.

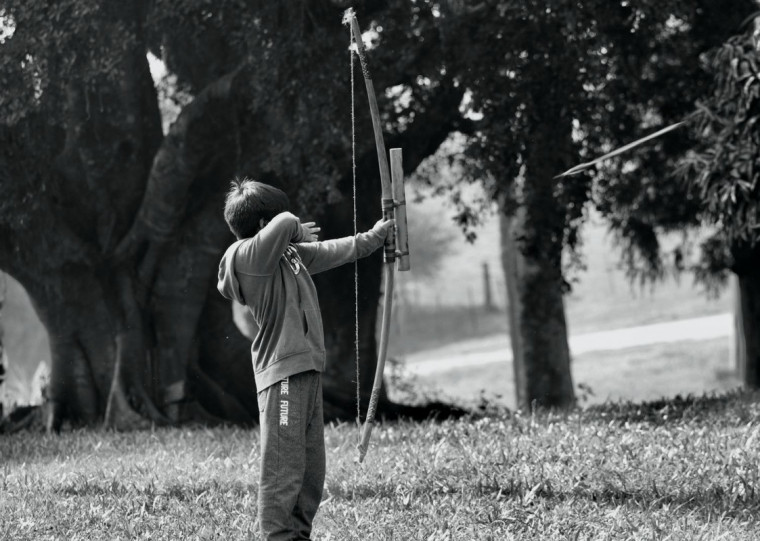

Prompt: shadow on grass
[54,479,256,501]
[454,388,760,426]
[584,388,760,425]
[334,476,760,521]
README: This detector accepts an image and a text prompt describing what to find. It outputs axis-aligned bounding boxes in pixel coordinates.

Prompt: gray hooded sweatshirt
[217,211,385,391]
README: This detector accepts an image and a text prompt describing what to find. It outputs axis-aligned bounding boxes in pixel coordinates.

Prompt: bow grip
[390,148,410,272]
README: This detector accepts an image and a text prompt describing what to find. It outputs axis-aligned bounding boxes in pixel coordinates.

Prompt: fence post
[483,262,497,312]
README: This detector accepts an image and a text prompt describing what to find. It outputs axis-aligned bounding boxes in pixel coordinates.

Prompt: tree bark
[736,273,760,387]
[498,124,576,410]
[194,278,259,424]
[730,274,747,380]
[733,248,760,388]
[0,273,6,416]
[501,206,527,406]
[15,270,118,430]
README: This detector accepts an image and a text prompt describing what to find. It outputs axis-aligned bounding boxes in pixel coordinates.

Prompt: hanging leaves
[678,28,760,247]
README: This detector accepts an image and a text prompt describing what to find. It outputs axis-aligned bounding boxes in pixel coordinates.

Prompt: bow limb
[357,262,394,463]
[346,10,396,463]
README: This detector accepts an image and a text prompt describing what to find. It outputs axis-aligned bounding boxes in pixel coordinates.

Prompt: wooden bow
[344,8,410,463]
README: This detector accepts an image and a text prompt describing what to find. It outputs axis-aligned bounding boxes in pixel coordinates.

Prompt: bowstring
[350,30,361,427]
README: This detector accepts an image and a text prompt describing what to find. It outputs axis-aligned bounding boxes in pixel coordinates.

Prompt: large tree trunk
[498,121,576,409]
[735,274,759,386]
[501,207,527,406]
[500,206,575,409]
[733,247,760,388]
[730,275,747,381]
[0,275,5,417]
[14,269,138,430]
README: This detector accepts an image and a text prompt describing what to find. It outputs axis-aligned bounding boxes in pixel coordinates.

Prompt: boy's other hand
[372,218,395,239]
[301,221,320,242]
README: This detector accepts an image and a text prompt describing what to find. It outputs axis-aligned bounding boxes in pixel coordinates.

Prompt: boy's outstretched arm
[296,218,394,275]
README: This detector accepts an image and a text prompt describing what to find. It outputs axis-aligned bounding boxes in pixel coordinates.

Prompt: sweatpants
[257,370,325,541]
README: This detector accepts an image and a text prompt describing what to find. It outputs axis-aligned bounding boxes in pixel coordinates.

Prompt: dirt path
[405,312,733,376]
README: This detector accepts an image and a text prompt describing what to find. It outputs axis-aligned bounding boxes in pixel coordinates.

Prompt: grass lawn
[0,191,748,539]
[3,392,760,540]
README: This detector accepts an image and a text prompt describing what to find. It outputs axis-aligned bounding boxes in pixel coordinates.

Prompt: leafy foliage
[588,4,757,285]
[677,28,760,269]
[437,1,755,282]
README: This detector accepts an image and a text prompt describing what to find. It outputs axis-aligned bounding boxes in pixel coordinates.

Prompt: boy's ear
[259,218,268,231]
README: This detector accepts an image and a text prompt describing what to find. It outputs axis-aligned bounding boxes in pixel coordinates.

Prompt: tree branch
[114,65,248,262]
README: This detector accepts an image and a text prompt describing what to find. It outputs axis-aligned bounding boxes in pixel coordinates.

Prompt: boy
[217,178,393,540]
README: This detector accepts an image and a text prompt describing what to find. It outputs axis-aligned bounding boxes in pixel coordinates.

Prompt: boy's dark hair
[223,178,290,239]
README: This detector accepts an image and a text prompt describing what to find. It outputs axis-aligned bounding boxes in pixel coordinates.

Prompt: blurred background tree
[0,0,464,429]
[553,8,760,391]
[675,26,760,387]
[432,0,755,408]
